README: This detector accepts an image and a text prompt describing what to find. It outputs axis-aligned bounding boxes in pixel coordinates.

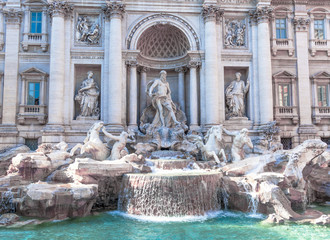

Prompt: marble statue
[194,125,227,164]
[223,128,253,162]
[75,71,100,119]
[147,70,181,128]
[225,72,250,118]
[224,19,246,47]
[76,16,100,44]
[70,121,110,160]
[102,128,136,160]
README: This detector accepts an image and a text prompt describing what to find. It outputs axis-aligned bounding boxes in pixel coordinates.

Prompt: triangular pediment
[273,70,296,78]
[311,71,330,79]
[24,0,48,5]
[21,67,48,76]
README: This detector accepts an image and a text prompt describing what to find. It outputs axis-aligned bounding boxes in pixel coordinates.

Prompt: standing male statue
[75,71,100,118]
[147,70,181,128]
[225,72,250,118]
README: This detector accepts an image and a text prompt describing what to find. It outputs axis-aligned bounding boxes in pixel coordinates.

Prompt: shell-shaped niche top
[137,24,190,59]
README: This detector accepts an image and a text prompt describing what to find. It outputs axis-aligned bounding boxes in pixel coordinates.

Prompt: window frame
[317,84,329,107]
[314,19,325,40]
[278,83,291,107]
[27,82,40,106]
[275,18,287,39]
[30,11,42,34]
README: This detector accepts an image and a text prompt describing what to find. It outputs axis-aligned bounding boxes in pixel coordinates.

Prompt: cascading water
[0,188,17,214]
[220,188,229,210]
[118,171,222,217]
[238,180,259,215]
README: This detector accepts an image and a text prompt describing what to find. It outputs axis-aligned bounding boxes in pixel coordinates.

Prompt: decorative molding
[3,8,23,24]
[224,19,247,48]
[47,1,73,18]
[293,17,310,31]
[175,67,187,73]
[138,66,150,73]
[126,60,138,67]
[75,14,101,46]
[126,13,200,50]
[102,2,125,19]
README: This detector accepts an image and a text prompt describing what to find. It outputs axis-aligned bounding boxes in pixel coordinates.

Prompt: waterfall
[0,188,17,214]
[220,188,229,210]
[239,180,259,215]
[118,172,222,217]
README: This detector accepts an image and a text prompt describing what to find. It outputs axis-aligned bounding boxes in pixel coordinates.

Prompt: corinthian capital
[293,17,310,31]
[47,1,73,18]
[250,6,273,24]
[103,1,125,19]
[202,5,223,22]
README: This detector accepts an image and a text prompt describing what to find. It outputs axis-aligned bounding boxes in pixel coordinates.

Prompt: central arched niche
[137,24,190,59]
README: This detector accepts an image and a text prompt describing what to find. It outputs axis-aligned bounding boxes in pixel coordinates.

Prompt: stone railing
[21,33,48,52]
[274,106,298,124]
[312,106,330,124]
[309,39,330,57]
[17,105,47,125]
[271,38,294,56]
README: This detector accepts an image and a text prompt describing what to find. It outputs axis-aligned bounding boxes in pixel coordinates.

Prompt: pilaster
[126,60,138,130]
[188,60,201,128]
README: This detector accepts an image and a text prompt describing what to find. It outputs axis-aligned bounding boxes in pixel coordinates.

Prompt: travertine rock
[0,145,30,176]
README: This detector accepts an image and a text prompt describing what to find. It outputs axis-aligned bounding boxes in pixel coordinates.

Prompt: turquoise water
[0,211,329,240]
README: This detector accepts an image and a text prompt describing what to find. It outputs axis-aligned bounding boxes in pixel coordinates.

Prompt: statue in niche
[224,19,246,47]
[76,16,100,44]
[75,71,100,119]
[223,128,253,162]
[225,72,250,118]
[147,70,181,128]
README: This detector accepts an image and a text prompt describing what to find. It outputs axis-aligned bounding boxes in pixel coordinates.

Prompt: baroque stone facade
[0,0,329,149]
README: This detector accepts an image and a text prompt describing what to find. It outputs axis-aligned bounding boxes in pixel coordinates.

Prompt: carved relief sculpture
[76,16,101,44]
[75,71,100,119]
[224,19,246,48]
[225,72,250,118]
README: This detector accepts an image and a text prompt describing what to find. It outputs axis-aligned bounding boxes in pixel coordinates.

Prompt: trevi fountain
[0,69,328,239]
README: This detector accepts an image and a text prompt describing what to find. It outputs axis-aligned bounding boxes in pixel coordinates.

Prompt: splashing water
[221,188,229,210]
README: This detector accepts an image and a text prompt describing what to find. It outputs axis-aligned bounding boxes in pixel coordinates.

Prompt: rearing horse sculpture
[195,125,227,164]
[70,121,110,160]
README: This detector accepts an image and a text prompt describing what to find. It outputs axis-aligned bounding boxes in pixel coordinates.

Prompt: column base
[104,124,125,133]
[189,124,201,133]
[298,124,317,144]
[128,124,138,132]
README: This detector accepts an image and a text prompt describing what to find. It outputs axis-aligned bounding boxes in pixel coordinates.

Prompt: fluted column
[127,60,138,129]
[46,1,72,127]
[103,2,125,129]
[202,4,222,127]
[251,6,273,123]
[188,61,201,128]
[175,67,186,112]
[294,17,313,125]
[2,9,22,125]
[139,67,149,114]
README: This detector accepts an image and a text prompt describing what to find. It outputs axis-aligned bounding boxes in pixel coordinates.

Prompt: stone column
[188,61,200,128]
[103,2,125,129]
[0,9,4,50]
[139,67,149,114]
[175,67,186,112]
[127,60,138,129]
[294,17,313,125]
[202,4,222,127]
[2,9,22,125]
[251,6,273,124]
[46,1,72,128]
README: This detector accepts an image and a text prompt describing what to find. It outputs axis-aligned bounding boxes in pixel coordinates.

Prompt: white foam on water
[108,210,265,223]
[108,210,224,222]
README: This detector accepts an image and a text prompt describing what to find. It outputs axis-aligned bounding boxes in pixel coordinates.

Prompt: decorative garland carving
[293,17,310,31]
[249,6,273,24]
[202,5,223,22]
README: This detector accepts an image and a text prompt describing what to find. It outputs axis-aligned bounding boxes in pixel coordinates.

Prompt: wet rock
[262,213,284,224]
[0,213,20,226]
[0,145,30,176]
[18,182,97,219]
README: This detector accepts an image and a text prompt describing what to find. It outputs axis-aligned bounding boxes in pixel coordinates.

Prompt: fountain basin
[119,171,222,217]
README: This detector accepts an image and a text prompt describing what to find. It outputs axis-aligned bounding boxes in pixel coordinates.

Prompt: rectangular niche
[74,13,102,46]
[224,67,250,119]
[74,65,101,120]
